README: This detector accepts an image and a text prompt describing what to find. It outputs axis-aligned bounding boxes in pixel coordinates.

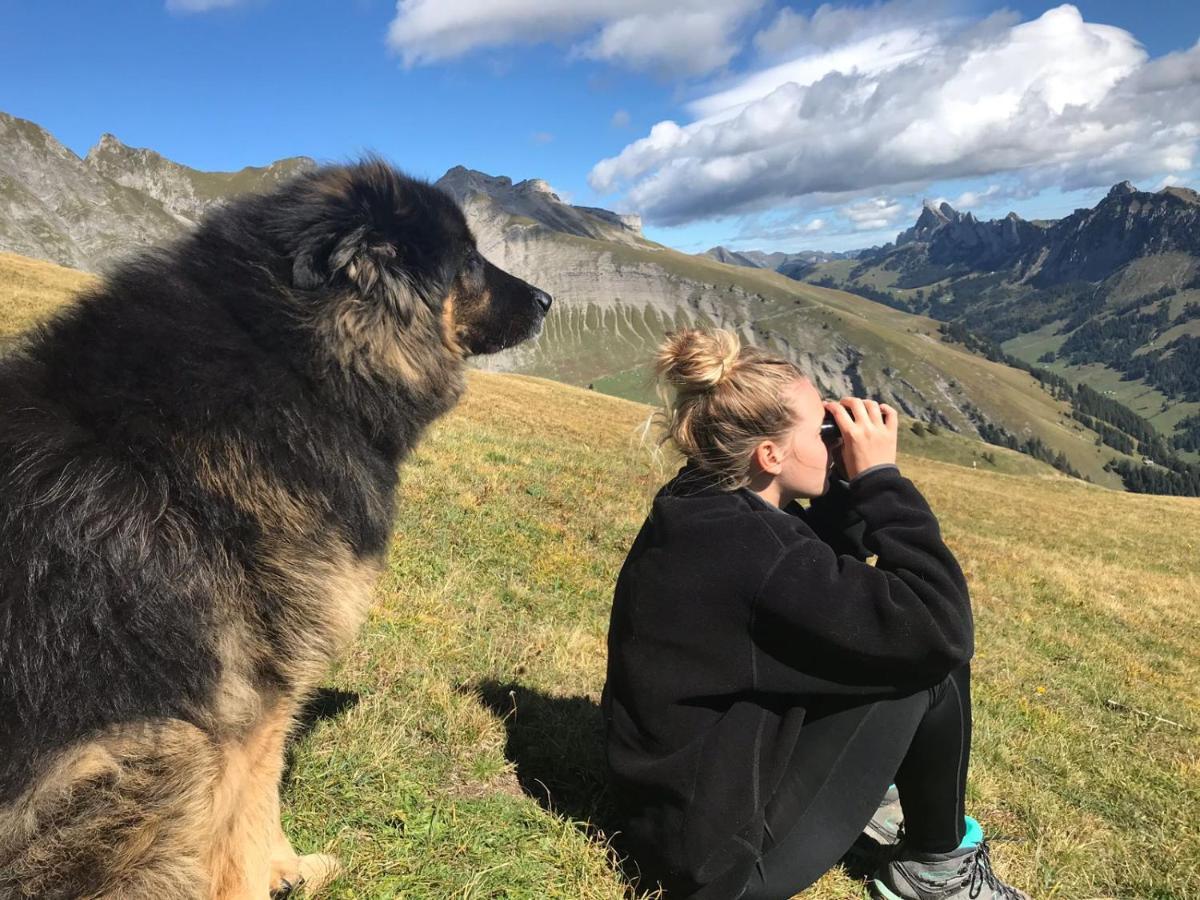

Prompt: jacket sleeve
[800,477,871,560]
[751,468,973,696]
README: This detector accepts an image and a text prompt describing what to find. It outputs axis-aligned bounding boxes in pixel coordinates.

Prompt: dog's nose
[533,289,553,313]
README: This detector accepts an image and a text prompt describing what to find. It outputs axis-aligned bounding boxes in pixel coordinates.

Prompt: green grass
[277,372,1199,899]
[587,364,658,404]
[1003,328,1200,442]
[898,425,1059,478]
[501,231,1125,487]
[2,254,1197,896]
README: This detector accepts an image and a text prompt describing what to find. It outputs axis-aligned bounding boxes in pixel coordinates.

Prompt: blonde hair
[654,328,806,490]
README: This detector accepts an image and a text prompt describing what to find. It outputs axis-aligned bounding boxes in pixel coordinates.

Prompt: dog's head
[253,159,550,371]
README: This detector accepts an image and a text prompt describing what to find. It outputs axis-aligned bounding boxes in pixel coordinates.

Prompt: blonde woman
[602,329,1028,900]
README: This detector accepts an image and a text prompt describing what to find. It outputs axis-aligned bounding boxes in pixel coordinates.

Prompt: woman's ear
[754,440,784,476]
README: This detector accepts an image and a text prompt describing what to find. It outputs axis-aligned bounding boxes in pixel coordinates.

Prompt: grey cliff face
[0,113,315,271]
[435,166,643,249]
[437,165,962,420]
[1030,184,1200,284]
[0,111,1108,452]
[0,113,185,270]
[84,133,315,226]
[843,182,1200,291]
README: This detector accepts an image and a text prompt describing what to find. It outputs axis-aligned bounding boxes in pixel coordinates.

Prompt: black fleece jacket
[601,465,974,897]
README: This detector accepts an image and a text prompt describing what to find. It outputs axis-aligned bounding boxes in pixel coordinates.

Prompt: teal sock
[958,816,983,850]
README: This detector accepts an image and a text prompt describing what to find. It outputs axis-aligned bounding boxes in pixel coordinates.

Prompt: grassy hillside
[0,251,94,350]
[0,250,1070,484]
[1003,324,1200,452]
[500,232,1127,488]
[1,251,1196,896]
[806,249,1200,454]
[277,372,1198,898]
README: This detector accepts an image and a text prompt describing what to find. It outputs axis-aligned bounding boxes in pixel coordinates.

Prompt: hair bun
[655,328,741,393]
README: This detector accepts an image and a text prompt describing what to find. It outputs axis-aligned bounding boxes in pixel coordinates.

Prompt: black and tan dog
[0,159,551,898]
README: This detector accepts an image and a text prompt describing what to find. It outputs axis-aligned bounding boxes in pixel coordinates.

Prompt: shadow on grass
[470,679,662,897]
[468,680,886,897]
[283,686,361,785]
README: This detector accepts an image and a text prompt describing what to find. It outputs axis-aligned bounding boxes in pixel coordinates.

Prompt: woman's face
[769,378,836,502]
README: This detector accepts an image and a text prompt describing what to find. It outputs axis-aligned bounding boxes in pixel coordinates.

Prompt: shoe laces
[963,841,1022,899]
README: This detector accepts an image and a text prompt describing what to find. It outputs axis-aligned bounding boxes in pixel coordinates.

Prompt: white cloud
[753,7,809,58]
[165,0,246,11]
[753,0,956,58]
[589,5,1200,225]
[936,184,1002,209]
[611,109,632,128]
[728,201,909,250]
[531,131,555,144]
[843,197,906,230]
[689,25,943,122]
[386,0,763,76]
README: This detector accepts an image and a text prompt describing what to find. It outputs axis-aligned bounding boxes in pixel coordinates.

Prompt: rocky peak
[515,178,558,199]
[0,114,185,269]
[438,166,514,197]
[898,199,960,245]
[889,195,1043,269]
[1159,185,1199,205]
[935,200,958,220]
[1034,178,1200,282]
[84,133,315,224]
[1107,180,1137,199]
[0,111,81,164]
[0,112,317,270]
[86,132,142,161]
[435,166,643,246]
[88,132,124,155]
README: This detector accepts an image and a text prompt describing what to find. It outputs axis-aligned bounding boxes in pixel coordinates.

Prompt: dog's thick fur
[0,159,550,899]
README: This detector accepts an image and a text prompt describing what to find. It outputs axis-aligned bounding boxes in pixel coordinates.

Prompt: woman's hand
[823,397,899,480]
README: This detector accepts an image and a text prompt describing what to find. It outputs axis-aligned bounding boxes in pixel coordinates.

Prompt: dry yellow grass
[2,252,1196,896]
[0,252,93,345]
[274,372,1199,898]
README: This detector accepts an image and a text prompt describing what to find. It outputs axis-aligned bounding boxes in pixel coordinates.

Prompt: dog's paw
[269,853,341,897]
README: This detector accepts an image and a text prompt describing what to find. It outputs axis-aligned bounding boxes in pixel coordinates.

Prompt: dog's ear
[294,225,422,326]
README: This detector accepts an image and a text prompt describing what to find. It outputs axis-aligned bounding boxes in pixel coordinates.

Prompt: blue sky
[3,1,1199,254]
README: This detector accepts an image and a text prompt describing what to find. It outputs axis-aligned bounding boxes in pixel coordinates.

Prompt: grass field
[276,373,1198,899]
[0,251,94,351]
[3,252,1197,897]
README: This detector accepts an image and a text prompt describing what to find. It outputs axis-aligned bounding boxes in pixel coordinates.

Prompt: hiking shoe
[871,840,1030,900]
[863,784,904,846]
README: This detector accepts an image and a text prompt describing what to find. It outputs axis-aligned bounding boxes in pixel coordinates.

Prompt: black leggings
[741,665,972,899]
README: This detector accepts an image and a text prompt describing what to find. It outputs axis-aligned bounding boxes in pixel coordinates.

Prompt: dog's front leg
[210,700,297,899]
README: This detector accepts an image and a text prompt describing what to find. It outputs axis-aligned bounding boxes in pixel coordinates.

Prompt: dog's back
[0,262,296,896]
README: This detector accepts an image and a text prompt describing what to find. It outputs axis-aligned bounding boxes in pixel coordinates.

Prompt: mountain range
[797,187,1200,443]
[0,112,313,270]
[5,109,1198,491]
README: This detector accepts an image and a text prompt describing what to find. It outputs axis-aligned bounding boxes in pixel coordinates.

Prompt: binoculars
[820,411,842,447]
